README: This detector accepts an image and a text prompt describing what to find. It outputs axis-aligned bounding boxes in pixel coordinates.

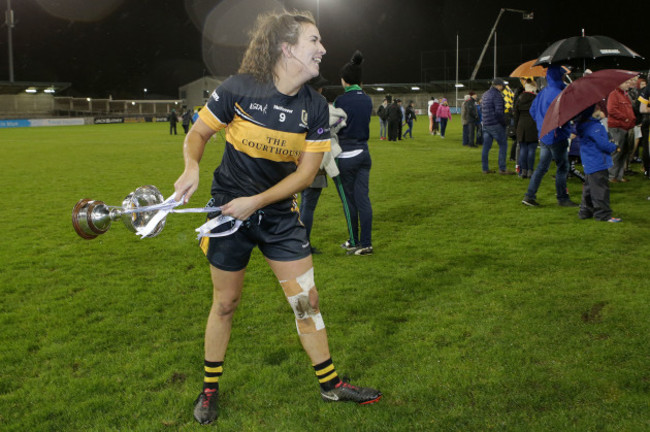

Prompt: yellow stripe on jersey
[226,115,329,163]
[639,95,649,106]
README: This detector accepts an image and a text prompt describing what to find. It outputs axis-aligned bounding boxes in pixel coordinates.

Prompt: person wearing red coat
[607,80,637,182]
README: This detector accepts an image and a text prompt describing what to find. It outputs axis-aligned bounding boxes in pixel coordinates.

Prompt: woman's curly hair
[238,10,316,83]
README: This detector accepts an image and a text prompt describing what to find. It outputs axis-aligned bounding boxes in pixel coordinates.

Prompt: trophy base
[72,198,110,240]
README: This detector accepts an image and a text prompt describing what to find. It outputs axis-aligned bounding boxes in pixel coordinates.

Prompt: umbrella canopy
[534,35,643,66]
[540,69,639,137]
[510,59,547,78]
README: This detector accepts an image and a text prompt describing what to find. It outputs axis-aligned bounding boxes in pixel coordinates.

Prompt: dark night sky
[2,0,647,98]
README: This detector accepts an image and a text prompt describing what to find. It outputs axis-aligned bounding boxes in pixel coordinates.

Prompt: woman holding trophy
[172,10,381,425]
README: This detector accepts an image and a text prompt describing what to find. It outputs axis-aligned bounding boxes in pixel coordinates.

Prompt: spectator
[398,99,405,140]
[377,98,388,140]
[300,74,336,255]
[513,79,538,178]
[436,98,452,138]
[403,101,417,138]
[503,83,517,162]
[429,98,440,136]
[638,76,650,178]
[181,107,193,134]
[576,105,621,222]
[461,92,478,147]
[475,96,483,146]
[481,78,514,174]
[387,98,402,141]
[334,50,374,256]
[607,78,637,182]
[627,77,644,166]
[522,65,577,207]
[168,108,178,135]
[427,97,435,135]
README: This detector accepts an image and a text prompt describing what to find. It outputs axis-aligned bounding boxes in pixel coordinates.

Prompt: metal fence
[53,97,184,117]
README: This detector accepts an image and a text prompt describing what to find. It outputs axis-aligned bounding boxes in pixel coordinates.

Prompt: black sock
[203,360,223,391]
[313,358,341,391]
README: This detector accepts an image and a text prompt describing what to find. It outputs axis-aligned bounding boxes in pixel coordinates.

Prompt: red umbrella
[540,69,639,137]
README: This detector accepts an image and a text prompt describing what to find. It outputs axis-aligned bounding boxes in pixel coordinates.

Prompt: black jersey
[199,74,331,214]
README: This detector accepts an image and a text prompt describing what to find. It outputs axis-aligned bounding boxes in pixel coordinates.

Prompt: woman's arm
[173,118,215,203]
[220,151,323,221]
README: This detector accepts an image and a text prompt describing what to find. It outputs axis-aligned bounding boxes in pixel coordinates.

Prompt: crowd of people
[371,67,649,223]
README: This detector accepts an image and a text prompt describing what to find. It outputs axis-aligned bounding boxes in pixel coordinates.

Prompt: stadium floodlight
[44,87,55,94]
[375,87,384,91]
[25,87,37,93]
[411,86,420,91]
[454,83,465,88]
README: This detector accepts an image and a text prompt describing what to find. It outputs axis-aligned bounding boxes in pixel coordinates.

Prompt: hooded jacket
[530,65,569,145]
[577,117,617,174]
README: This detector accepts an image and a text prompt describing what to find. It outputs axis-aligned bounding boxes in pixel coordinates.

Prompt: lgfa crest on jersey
[301,110,308,128]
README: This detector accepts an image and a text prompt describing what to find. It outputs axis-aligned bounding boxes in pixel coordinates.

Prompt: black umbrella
[534,35,643,66]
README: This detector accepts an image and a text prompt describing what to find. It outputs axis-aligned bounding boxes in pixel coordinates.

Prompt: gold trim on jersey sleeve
[199,105,228,132]
[304,139,331,153]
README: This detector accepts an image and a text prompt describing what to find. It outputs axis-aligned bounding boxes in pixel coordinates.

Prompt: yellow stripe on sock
[318,371,338,384]
[315,364,335,377]
[204,366,223,374]
[204,376,220,383]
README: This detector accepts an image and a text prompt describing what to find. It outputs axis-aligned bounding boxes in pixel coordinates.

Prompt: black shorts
[199,195,311,271]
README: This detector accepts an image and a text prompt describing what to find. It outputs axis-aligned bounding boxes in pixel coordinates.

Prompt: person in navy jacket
[334,50,374,255]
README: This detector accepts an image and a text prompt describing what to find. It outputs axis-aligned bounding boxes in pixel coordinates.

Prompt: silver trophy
[72,185,167,240]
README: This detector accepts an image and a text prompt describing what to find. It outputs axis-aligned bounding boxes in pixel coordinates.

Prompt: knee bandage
[280,268,325,335]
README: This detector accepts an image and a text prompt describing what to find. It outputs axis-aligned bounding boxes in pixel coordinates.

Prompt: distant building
[179,76,226,110]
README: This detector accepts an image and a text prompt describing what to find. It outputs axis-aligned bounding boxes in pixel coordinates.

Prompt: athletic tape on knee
[279,268,325,335]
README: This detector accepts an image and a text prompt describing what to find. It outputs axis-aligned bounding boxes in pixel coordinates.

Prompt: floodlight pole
[470,8,533,81]
[455,33,459,109]
[6,0,15,82]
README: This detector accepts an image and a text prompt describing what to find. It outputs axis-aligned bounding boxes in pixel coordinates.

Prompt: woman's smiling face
[288,23,326,82]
